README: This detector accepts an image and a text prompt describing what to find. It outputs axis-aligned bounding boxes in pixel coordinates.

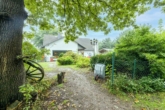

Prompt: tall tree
[99,38,116,49]
[32,29,58,48]
[0,0,27,109]
[0,0,164,108]
[158,19,163,34]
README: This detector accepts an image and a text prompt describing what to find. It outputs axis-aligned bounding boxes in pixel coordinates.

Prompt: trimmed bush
[57,56,74,65]
[76,57,90,68]
[59,53,64,57]
[63,51,79,63]
[57,51,79,65]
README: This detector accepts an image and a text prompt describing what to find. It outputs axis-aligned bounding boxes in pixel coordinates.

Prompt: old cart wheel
[24,60,44,81]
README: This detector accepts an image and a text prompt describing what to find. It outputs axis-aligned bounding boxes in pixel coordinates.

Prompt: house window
[88,53,92,57]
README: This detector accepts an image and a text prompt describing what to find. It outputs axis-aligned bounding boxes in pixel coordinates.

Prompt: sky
[82,7,165,41]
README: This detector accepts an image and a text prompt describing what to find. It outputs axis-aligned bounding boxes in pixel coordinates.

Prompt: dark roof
[75,38,94,51]
[42,34,64,47]
[77,44,86,50]
[42,35,94,51]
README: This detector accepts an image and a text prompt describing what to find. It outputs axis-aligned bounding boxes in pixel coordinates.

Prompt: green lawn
[112,90,165,110]
[134,92,165,110]
[39,61,90,73]
[39,62,57,72]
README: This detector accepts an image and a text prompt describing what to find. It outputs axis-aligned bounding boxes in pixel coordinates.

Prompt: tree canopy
[24,0,165,42]
[32,29,58,48]
[99,38,116,49]
[115,24,165,79]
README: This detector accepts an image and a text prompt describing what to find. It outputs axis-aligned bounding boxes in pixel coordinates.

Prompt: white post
[95,44,97,55]
[90,38,98,56]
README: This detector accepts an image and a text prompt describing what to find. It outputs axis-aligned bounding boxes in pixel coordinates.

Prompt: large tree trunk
[0,0,27,109]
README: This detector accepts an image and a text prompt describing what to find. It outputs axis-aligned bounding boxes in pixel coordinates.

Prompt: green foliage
[76,57,90,68]
[22,41,38,56]
[57,56,74,65]
[90,52,112,70]
[19,83,37,110]
[110,75,165,93]
[154,0,165,13]
[19,84,37,103]
[57,51,79,65]
[105,64,112,76]
[19,77,57,109]
[138,77,165,92]
[63,51,78,61]
[115,25,165,79]
[32,30,58,48]
[39,62,56,72]
[57,51,90,68]
[59,53,64,58]
[99,38,116,49]
[24,0,158,42]
[33,79,55,94]
[22,41,49,60]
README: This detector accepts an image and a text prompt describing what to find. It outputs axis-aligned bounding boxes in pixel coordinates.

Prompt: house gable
[78,44,85,50]
[42,34,64,47]
[45,37,78,52]
[75,38,94,51]
[42,35,95,61]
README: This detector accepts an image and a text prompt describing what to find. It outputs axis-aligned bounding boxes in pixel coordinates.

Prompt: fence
[110,53,150,86]
[92,52,164,87]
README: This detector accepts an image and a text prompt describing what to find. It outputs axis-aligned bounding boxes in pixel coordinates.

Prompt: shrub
[57,56,74,65]
[59,53,64,57]
[76,57,90,68]
[63,51,79,63]
[112,75,139,93]
[57,51,79,65]
[110,75,165,93]
[22,41,50,61]
[90,52,112,70]
[115,26,165,79]
[137,77,165,93]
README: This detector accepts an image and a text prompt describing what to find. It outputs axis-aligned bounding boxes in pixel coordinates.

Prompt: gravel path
[42,66,134,110]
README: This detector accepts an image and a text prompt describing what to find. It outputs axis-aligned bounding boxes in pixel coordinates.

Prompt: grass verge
[105,83,165,110]
[39,62,57,72]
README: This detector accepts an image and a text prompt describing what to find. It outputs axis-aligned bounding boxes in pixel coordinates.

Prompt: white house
[42,35,97,61]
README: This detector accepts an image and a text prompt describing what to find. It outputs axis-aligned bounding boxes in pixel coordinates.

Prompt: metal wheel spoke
[27,76,42,78]
[26,65,31,73]
[24,59,44,81]
[27,68,38,74]
[28,73,42,75]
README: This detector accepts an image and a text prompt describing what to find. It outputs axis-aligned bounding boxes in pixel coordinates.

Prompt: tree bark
[0,0,27,109]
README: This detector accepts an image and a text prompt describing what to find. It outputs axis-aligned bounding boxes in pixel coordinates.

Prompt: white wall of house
[44,38,78,61]
[84,51,94,57]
